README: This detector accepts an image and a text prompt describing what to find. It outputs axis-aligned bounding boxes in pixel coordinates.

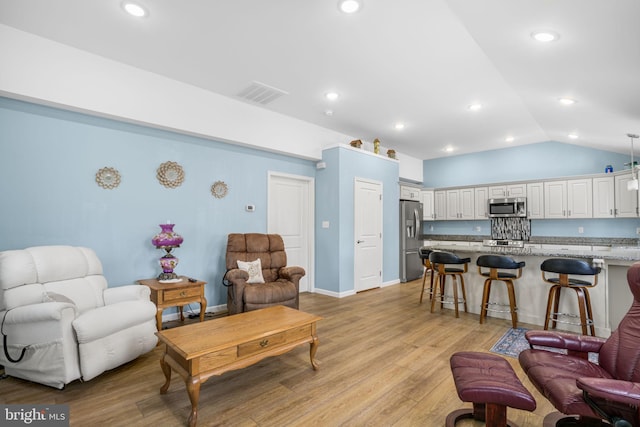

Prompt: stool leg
[480,278,491,324]
[504,279,518,329]
[419,268,428,304]
[459,274,468,313]
[430,273,441,313]
[452,274,460,318]
[583,287,595,336]
[574,287,589,336]
[429,267,435,300]
[544,285,557,330]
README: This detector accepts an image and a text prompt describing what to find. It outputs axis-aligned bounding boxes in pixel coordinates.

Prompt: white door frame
[267,171,315,293]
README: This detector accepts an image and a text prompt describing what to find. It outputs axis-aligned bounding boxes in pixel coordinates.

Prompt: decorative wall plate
[157,161,184,188]
[95,167,121,189]
[211,181,228,198]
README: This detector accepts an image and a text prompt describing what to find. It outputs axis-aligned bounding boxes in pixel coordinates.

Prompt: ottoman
[447,351,536,427]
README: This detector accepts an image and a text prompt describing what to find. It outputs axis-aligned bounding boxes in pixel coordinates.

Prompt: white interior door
[354,178,383,292]
[267,172,314,292]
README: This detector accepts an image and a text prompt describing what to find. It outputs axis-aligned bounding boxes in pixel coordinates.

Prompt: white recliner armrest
[72,300,157,343]
[103,285,151,305]
[3,302,77,324]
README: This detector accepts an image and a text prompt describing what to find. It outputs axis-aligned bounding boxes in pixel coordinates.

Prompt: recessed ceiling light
[122,1,147,17]
[532,31,559,42]
[325,92,339,101]
[467,103,483,111]
[558,97,577,105]
[394,123,405,130]
[568,133,579,139]
[325,110,334,116]
[338,0,362,14]
[443,146,455,153]
[505,136,515,143]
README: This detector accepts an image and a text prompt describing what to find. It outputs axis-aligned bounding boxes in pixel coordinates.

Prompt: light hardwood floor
[0,279,556,426]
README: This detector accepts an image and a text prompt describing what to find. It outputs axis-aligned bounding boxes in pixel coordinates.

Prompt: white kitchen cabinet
[544,179,593,218]
[400,185,421,201]
[614,173,640,217]
[526,182,544,219]
[567,178,593,218]
[446,188,474,220]
[544,180,567,218]
[474,187,489,219]
[421,189,435,221]
[592,176,615,218]
[434,190,447,220]
[488,184,526,198]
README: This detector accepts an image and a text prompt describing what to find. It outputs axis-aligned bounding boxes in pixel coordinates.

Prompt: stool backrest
[418,247,432,260]
[429,251,470,265]
[540,258,601,276]
[477,255,525,270]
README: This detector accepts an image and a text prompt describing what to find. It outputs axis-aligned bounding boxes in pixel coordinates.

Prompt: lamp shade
[151,223,183,248]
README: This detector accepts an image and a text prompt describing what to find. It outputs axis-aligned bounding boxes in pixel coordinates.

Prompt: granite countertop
[422,234,639,247]
[422,242,640,262]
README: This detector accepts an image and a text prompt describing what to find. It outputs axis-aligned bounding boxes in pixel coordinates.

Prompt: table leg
[310,334,319,370]
[155,308,163,331]
[159,353,172,394]
[199,297,207,322]
[179,305,185,321]
[186,375,201,427]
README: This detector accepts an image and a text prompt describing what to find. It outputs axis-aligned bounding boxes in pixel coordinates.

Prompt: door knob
[357,240,364,244]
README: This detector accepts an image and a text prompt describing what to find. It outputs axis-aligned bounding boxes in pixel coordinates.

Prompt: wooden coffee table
[156,305,322,427]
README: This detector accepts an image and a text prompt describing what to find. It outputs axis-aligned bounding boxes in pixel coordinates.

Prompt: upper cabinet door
[614,174,640,217]
[593,176,615,218]
[544,181,567,218]
[474,187,488,219]
[526,182,544,219]
[567,178,593,218]
[434,190,447,220]
[506,184,526,197]
[421,190,435,221]
[459,188,475,220]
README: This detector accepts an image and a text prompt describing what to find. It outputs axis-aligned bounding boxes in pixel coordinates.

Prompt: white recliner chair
[0,245,158,389]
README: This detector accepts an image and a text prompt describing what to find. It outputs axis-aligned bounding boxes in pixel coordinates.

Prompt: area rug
[490,327,599,363]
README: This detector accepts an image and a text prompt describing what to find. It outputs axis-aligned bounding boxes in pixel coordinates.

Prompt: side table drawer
[164,286,202,302]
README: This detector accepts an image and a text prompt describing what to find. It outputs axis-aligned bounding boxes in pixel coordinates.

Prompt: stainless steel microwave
[488,197,527,218]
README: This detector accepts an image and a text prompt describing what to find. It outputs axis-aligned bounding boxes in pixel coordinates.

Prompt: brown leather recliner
[223,233,305,315]
[519,261,640,427]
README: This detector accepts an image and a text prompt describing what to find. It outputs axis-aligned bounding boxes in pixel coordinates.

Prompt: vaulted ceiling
[1,0,639,159]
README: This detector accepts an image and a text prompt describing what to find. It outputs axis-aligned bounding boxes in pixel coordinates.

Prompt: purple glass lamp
[151,223,183,281]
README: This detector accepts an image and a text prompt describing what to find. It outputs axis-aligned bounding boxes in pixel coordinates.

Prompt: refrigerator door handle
[413,209,420,238]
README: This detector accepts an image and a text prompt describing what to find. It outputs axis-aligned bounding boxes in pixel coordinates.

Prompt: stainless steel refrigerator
[399,199,423,282]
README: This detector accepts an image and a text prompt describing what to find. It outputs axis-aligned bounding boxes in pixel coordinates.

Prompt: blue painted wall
[0,97,317,309]
[423,142,639,238]
[315,147,400,294]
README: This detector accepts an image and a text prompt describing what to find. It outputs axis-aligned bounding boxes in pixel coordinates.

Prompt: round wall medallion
[211,181,228,198]
[157,161,185,188]
[95,167,121,189]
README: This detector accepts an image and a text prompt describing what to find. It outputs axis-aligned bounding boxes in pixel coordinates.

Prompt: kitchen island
[422,240,640,337]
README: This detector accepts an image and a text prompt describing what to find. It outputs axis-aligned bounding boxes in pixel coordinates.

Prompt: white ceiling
[1,0,639,160]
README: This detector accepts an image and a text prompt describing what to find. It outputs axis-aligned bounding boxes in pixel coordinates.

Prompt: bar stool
[541,258,601,336]
[418,247,435,303]
[429,251,470,318]
[477,255,525,329]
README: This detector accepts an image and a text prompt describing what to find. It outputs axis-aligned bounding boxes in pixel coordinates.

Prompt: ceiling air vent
[236,81,288,105]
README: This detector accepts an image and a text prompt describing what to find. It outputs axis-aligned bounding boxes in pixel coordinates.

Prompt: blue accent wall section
[423,142,639,239]
[424,141,630,188]
[315,147,399,293]
[0,97,316,309]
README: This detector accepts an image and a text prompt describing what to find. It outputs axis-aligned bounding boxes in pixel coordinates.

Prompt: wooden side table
[138,276,207,331]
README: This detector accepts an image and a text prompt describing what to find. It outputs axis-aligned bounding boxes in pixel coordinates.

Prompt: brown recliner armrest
[279,266,306,285]
[224,268,249,314]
